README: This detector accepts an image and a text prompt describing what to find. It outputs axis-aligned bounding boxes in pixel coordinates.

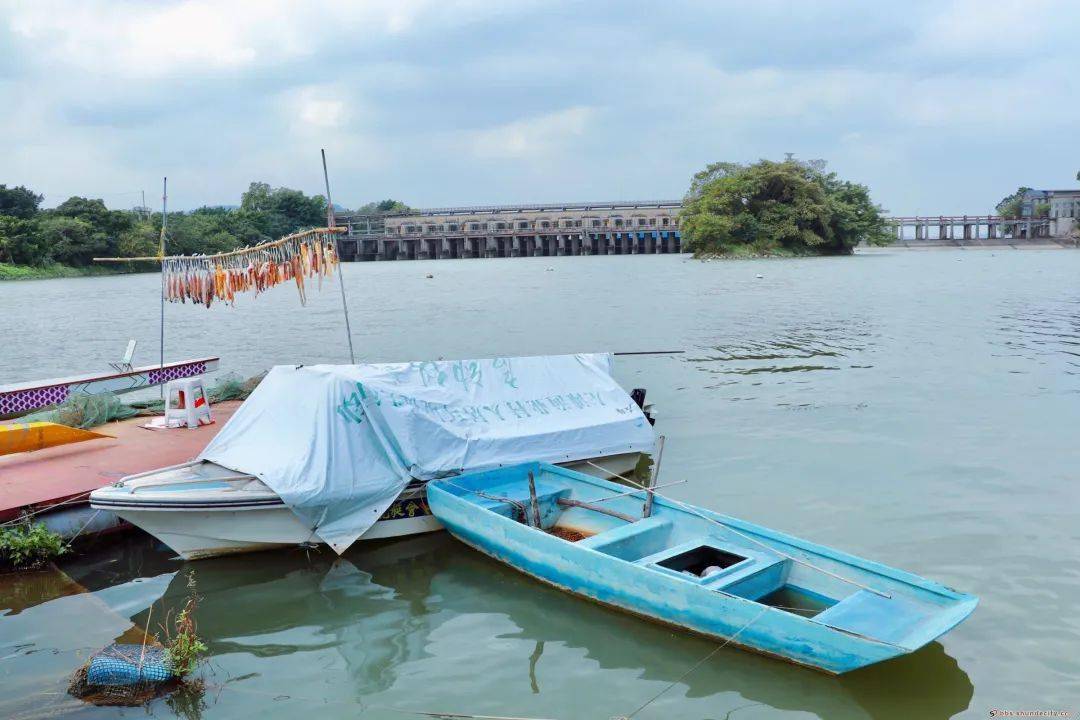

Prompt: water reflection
[430,548,974,720]
[148,535,448,699]
[131,533,973,719]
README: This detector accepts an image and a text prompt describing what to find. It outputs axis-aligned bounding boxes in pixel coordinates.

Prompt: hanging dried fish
[158,228,341,308]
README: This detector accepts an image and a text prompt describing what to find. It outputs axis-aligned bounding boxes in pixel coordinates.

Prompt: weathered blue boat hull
[428,463,977,674]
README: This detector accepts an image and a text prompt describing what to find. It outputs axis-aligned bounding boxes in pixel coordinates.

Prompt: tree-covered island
[680,158,892,257]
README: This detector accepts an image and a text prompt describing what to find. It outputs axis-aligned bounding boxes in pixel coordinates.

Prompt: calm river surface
[1,249,1078,719]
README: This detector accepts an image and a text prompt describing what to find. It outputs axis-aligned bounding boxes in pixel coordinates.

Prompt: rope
[63,508,103,549]
[589,478,686,504]
[437,478,529,523]
[0,490,95,528]
[621,605,770,719]
[584,461,891,600]
[382,710,556,720]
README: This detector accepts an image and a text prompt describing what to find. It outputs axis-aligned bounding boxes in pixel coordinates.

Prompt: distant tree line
[0,182,411,268]
[680,158,891,257]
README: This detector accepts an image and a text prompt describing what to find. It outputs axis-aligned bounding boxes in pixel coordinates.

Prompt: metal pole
[159,178,167,399]
[322,149,356,364]
[159,177,167,370]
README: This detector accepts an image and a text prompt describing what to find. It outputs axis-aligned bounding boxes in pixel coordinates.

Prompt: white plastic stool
[164,377,213,429]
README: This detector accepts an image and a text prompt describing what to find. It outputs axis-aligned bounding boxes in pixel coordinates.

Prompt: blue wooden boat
[427,462,977,674]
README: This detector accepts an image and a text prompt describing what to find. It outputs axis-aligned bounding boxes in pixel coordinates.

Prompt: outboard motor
[631,388,656,426]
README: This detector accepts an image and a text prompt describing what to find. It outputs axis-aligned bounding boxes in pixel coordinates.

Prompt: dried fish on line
[160,231,339,308]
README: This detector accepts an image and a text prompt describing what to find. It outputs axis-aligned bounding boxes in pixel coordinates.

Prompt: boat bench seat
[576,516,672,558]
[813,589,940,647]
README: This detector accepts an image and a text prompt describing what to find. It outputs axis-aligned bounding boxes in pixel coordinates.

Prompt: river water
[1,249,1078,719]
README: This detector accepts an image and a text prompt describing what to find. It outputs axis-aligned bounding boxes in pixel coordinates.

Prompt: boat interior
[440,462,978,651]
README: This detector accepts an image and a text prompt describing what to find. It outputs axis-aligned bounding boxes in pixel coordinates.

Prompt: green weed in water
[0,522,66,570]
[164,572,208,677]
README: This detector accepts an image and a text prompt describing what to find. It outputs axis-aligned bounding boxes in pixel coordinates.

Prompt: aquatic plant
[163,573,208,677]
[0,521,66,570]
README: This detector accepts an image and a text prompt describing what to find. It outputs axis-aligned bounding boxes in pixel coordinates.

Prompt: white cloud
[298,98,347,130]
[6,0,450,79]
[469,106,596,160]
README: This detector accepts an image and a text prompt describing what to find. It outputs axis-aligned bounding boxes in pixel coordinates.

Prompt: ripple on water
[992,295,1080,370]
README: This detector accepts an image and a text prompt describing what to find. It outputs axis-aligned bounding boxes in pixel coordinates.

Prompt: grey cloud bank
[2,0,1077,215]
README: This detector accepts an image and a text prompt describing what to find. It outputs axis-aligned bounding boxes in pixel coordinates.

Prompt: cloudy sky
[2,0,1077,214]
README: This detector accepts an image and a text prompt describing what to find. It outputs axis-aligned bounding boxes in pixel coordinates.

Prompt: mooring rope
[620,605,770,719]
[382,710,557,720]
[0,490,95,528]
[63,508,103,550]
[437,478,530,524]
[584,461,891,600]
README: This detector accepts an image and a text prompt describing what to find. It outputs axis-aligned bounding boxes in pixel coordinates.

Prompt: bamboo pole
[556,498,638,523]
[613,350,685,356]
[322,148,356,364]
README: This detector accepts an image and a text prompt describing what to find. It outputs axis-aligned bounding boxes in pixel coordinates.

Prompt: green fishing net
[22,393,140,430]
[20,373,265,430]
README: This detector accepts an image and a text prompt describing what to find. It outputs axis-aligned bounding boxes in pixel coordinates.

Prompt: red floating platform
[0,401,241,523]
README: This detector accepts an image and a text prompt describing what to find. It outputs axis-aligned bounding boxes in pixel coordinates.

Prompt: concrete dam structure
[336,200,684,261]
[887,215,1056,245]
[334,201,1075,261]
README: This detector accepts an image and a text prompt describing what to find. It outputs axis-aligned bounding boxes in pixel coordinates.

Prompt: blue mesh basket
[86,644,174,686]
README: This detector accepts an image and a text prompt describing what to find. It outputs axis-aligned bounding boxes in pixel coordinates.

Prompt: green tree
[2,180,336,274]
[0,185,44,219]
[35,215,110,266]
[996,187,1033,217]
[54,196,132,237]
[116,221,160,258]
[240,182,326,238]
[356,199,411,214]
[0,216,43,265]
[680,158,889,257]
[240,182,273,213]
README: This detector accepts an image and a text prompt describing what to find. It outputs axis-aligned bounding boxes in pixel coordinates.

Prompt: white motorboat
[90,452,643,560]
[91,353,657,560]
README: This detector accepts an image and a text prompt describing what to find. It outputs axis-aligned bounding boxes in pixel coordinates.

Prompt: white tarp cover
[198,353,655,553]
